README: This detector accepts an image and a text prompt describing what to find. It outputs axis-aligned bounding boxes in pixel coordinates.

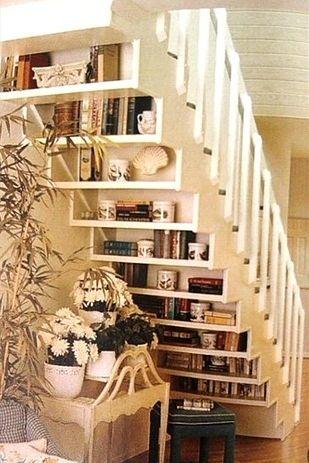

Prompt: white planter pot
[44,363,85,399]
[86,351,116,381]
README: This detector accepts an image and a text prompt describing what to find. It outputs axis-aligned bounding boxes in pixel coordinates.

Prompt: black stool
[149,400,235,463]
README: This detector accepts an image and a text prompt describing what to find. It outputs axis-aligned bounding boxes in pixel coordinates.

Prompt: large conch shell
[132,145,169,175]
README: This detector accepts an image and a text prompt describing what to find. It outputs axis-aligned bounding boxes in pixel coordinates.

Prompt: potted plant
[116,313,158,349]
[44,307,98,398]
[86,325,125,380]
[71,266,133,326]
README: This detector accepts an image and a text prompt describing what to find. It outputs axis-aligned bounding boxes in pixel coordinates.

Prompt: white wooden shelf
[158,367,259,384]
[71,220,197,231]
[157,344,249,358]
[91,254,210,267]
[129,287,224,302]
[153,319,238,333]
[38,134,162,146]
[54,181,178,190]
[0,80,145,104]
[171,390,267,407]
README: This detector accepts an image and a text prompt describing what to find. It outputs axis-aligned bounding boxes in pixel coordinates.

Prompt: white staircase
[0,0,304,442]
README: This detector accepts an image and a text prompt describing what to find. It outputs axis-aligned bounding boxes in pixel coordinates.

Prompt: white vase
[44,363,85,399]
[86,351,116,381]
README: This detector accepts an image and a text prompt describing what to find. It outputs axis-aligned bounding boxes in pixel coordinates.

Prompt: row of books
[188,277,223,295]
[164,353,258,377]
[177,377,266,400]
[103,240,138,256]
[113,263,147,287]
[213,331,247,352]
[80,95,154,136]
[132,295,234,325]
[88,44,120,83]
[154,230,198,260]
[160,328,200,346]
[1,53,50,92]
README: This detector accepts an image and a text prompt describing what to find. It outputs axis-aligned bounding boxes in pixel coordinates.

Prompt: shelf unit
[0,10,269,411]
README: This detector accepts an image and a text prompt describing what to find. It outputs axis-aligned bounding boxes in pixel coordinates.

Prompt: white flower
[84,326,96,340]
[89,343,99,361]
[50,338,69,357]
[73,340,90,366]
[71,324,86,339]
[56,307,75,318]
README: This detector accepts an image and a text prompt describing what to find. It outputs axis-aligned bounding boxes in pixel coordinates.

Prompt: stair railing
[164,8,305,423]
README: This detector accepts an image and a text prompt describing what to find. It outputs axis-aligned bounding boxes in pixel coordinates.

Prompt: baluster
[224,49,240,221]
[186,10,199,110]
[176,10,190,95]
[275,234,287,362]
[248,134,262,283]
[156,12,167,42]
[283,261,294,384]
[268,204,280,338]
[237,93,252,254]
[210,8,227,184]
[167,11,179,59]
[193,9,210,143]
[295,303,305,422]
[258,169,271,311]
[289,286,300,403]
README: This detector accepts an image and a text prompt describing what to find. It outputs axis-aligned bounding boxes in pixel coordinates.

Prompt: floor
[129,359,309,463]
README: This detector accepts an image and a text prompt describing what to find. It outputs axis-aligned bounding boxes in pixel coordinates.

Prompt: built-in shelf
[38,133,162,146]
[158,367,259,384]
[71,220,197,231]
[129,287,225,302]
[0,80,145,104]
[171,390,267,407]
[54,181,179,190]
[91,254,210,267]
[157,344,249,358]
[153,318,238,332]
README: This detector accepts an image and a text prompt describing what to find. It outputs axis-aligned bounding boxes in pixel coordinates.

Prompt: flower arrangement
[116,314,158,349]
[46,308,98,367]
[94,325,125,357]
[71,267,133,315]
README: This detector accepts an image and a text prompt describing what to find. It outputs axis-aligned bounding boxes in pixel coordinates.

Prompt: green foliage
[0,106,80,408]
[94,325,125,357]
[116,314,157,347]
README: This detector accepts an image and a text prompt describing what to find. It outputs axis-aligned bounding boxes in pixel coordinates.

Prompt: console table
[41,347,169,463]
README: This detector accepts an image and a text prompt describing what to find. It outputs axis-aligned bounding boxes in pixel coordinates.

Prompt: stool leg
[199,437,210,463]
[170,433,181,463]
[223,428,235,463]
[149,409,160,463]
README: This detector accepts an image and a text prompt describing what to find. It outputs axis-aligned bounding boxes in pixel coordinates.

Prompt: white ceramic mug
[157,270,178,291]
[137,239,154,258]
[201,332,217,350]
[188,242,208,260]
[190,302,210,322]
[137,110,156,134]
[108,159,131,182]
[152,201,175,223]
[97,200,116,221]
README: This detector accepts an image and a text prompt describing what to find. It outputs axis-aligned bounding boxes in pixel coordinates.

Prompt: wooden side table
[41,347,169,463]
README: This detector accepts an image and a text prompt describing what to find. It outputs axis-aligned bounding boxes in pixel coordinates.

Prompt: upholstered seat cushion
[154,400,235,426]
[0,399,63,457]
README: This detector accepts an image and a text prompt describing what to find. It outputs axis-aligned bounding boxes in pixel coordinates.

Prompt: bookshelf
[0,7,270,413]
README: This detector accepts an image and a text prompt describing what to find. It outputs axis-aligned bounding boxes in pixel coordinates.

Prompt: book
[26,52,50,89]
[97,44,119,82]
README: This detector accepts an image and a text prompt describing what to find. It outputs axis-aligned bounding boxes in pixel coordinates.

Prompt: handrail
[165,6,305,426]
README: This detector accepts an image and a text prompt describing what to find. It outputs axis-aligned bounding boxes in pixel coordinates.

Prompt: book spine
[126,97,136,134]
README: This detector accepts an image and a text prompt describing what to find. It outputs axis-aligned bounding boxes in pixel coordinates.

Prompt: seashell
[132,146,169,176]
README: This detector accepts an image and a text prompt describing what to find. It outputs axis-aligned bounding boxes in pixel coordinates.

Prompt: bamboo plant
[0,105,79,407]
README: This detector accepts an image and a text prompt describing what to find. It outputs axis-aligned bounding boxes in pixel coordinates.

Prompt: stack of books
[165,352,192,370]
[215,331,247,352]
[204,310,235,326]
[116,201,153,222]
[188,277,223,295]
[160,327,200,346]
[103,240,138,256]
[1,52,50,91]
[154,230,197,259]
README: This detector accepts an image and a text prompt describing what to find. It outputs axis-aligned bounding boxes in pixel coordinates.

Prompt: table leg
[149,407,160,463]
[170,433,181,463]
[199,436,210,463]
[224,428,235,463]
